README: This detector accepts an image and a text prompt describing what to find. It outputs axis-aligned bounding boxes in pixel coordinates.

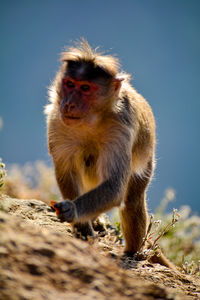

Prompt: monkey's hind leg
[73,221,95,240]
[92,217,106,233]
[119,166,152,254]
[120,193,148,254]
[74,217,106,239]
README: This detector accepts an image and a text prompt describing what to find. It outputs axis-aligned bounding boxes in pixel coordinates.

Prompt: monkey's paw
[54,200,77,223]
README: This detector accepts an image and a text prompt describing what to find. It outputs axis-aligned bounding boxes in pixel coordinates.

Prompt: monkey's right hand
[54,200,77,223]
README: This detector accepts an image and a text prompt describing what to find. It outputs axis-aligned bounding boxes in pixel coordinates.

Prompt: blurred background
[1,0,200,213]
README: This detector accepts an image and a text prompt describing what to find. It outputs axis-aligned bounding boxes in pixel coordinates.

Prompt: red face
[60,77,100,125]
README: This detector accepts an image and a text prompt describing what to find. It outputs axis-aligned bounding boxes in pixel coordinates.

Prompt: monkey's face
[58,60,121,126]
[59,76,101,126]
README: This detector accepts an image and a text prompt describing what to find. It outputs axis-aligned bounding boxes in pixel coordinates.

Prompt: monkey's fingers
[50,200,60,216]
[54,200,76,223]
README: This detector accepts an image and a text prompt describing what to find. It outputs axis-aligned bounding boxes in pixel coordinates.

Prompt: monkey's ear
[113,78,124,92]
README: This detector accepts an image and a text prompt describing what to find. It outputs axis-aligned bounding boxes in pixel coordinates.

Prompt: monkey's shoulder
[117,85,155,127]
[113,87,139,127]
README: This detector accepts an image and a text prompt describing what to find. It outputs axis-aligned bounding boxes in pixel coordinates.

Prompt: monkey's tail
[147,242,177,271]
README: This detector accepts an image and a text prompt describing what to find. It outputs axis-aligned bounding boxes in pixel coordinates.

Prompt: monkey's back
[119,82,156,178]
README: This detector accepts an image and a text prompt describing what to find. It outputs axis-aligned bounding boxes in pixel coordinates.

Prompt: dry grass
[1,161,59,204]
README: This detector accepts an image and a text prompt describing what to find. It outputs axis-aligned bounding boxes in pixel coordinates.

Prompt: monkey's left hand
[54,200,77,223]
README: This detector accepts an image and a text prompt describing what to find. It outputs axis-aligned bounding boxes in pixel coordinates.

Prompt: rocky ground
[0,195,200,300]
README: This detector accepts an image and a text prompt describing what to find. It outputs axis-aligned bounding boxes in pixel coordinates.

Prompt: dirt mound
[0,196,199,299]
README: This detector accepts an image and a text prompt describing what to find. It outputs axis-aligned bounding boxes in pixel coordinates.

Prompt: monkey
[45,39,175,269]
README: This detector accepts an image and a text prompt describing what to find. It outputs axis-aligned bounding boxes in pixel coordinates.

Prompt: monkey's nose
[66,103,76,113]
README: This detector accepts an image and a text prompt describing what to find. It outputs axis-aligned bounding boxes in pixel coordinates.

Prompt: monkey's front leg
[54,153,131,224]
[53,167,94,237]
[55,200,95,237]
[55,200,77,223]
[54,179,120,223]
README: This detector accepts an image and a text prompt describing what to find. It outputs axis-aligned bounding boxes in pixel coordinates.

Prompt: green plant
[154,189,200,273]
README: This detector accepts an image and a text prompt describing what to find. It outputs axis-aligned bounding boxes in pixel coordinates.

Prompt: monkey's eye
[63,79,75,88]
[66,80,75,88]
[80,84,90,92]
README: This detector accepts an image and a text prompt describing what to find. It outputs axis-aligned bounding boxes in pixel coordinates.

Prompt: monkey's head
[56,40,124,126]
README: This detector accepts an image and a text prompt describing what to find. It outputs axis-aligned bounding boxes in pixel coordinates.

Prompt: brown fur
[45,40,174,269]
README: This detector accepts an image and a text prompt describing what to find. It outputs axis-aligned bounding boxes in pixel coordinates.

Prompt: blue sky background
[1,0,200,213]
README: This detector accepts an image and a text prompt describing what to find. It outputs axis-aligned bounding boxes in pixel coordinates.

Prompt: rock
[0,195,199,300]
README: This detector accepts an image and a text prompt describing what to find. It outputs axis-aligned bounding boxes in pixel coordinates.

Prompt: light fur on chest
[55,136,101,194]
[76,146,100,193]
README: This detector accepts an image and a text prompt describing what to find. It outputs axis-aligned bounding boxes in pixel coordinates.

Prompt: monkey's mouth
[65,116,81,120]
[62,113,81,120]
[61,114,82,124]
